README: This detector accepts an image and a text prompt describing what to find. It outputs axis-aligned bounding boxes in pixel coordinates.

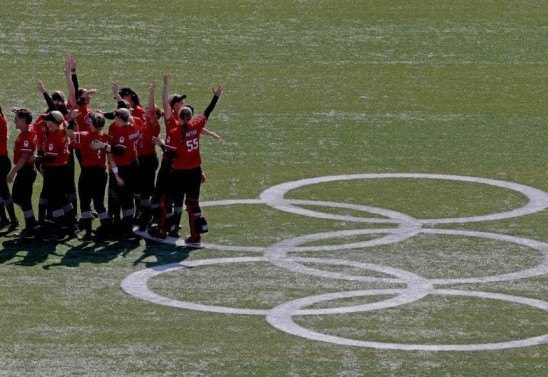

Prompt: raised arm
[111,81,124,103]
[64,55,77,108]
[66,54,79,101]
[203,84,224,119]
[37,80,57,111]
[76,88,97,106]
[162,73,172,122]
[66,109,79,140]
[146,81,157,123]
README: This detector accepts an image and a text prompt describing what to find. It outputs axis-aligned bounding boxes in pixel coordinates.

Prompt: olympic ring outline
[125,173,548,351]
[121,256,433,316]
[266,288,548,352]
[259,173,548,224]
[123,228,548,350]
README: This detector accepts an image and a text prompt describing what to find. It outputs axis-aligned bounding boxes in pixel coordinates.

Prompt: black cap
[169,94,187,108]
[114,108,131,122]
[43,111,65,124]
[119,87,135,97]
[51,91,66,102]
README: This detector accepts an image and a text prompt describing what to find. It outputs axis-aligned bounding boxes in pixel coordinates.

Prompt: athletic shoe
[184,236,203,248]
[17,227,35,239]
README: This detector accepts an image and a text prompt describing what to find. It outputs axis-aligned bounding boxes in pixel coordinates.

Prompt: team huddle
[0,55,224,246]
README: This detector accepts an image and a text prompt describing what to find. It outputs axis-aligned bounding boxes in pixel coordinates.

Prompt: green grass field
[1,1,547,376]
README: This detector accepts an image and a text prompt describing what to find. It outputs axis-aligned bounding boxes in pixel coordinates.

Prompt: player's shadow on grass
[1,237,61,266]
[41,238,144,269]
[132,238,192,268]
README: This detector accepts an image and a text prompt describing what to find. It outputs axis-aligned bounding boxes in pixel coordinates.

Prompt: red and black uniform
[0,113,18,227]
[135,116,160,229]
[106,121,121,222]
[42,128,72,228]
[33,115,50,223]
[109,122,140,232]
[163,94,220,242]
[12,125,37,231]
[131,105,146,122]
[72,127,111,236]
[149,112,181,231]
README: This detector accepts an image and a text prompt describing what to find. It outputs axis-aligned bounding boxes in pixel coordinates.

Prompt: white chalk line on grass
[259,173,548,224]
[266,288,548,352]
[125,173,548,351]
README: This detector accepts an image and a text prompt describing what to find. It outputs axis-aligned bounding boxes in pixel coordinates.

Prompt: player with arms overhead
[153,78,224,246]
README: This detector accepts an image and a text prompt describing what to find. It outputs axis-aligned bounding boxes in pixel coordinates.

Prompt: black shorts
[137,154,159,197]
[12,165,36,209]
[0,155,11,198]
[170,166,202,202]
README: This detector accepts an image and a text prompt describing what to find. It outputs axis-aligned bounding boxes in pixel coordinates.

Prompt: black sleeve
[164,150,176,160]
[203,95,219,119]
[111,145,125,156]
[72,73,79,96]
[117,100,129,109]
[43,92,57,112]
[103,112,115,120]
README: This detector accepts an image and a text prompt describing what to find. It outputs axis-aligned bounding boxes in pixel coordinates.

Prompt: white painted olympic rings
[124,173,548,351]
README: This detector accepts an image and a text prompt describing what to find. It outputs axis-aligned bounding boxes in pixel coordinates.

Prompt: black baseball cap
[119,87,135,97]
[51,91,66,102]
[169,94,187,108]
[43,111,65,124]
[114,108,131,122]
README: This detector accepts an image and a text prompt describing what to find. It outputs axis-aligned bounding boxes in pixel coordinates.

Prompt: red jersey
[34,116,47,151]
[44,129,70,167]
[165,112,179,133]
[73,131,110,168]
[136,118,160,157]
[132,105,146,122]
[0,115,7,156]
[13,126,37,166]
[76,104,93,133]
[110,124,140,166]
[165,115,207,170]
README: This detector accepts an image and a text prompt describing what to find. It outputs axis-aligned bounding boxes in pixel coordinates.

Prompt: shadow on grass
[41,238,145,269]
[1,236,62,266]
[1,235,195,269]
[132,238,193,268]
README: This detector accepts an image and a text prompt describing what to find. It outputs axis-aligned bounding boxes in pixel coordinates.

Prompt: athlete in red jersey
[37,61,81,226]
[117,83,146,121]
[6,108,37,237]
[149,74,222,237]
[101,108,141,239]
[132,82,162,230]
[67,110,113,241]
[39,111,73,239]
[153,80,224,245]
[0,107,19,230]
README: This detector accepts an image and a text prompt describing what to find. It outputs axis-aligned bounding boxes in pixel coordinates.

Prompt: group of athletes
[0,55,224,246]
